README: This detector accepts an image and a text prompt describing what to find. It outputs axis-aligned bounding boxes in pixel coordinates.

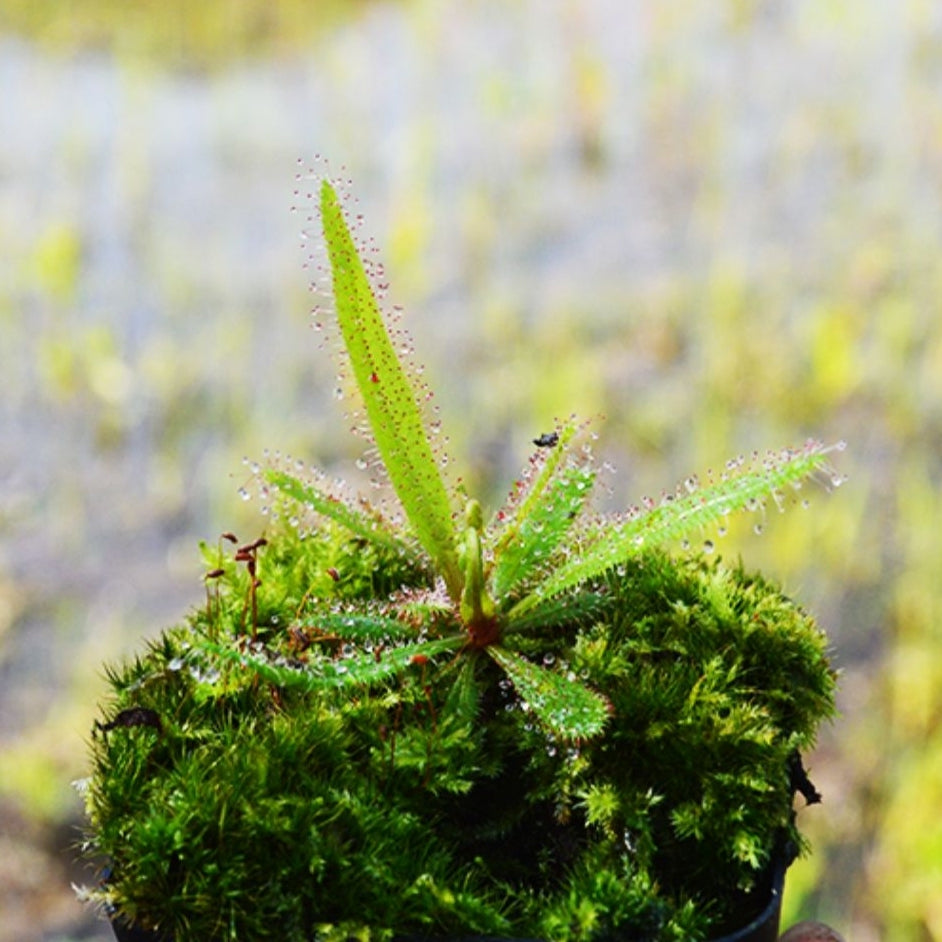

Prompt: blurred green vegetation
[3,1,942,939]
[0,0,373,67]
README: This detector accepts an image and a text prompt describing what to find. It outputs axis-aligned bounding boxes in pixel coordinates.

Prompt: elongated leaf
[265,468,419,560]
[511,441,842,617]
[295,611,416,644]
[201,635,460,693]
[491,462,596,600]
[320,180,461,597]
[487,645,610,740]
[503,591,608,637]
[490,417,584,555]
[443,657,481,727]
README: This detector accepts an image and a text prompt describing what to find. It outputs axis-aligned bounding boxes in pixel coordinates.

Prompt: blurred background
[1,0,940,939]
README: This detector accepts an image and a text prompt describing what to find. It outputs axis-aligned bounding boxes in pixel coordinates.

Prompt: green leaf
[201,635,461,693]
[511,441,841,616]
[320,179,461,598]
[264,468,419,560]
[294,611,416,644]
[459,499,496,628]
[491,461,596,601]
[487,646,610,740]
[443,658,481,727]
[503,591,608,637]
[491,419,586,544]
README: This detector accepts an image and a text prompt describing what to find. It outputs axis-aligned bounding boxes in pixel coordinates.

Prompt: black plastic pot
[711,852,787,942]
[110,914,172,942]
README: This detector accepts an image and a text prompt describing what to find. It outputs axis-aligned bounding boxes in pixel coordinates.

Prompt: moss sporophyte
[79,175,844,941]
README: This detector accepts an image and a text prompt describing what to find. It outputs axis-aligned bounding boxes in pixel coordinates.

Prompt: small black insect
[96,707,163,736]
[532,431,559,448]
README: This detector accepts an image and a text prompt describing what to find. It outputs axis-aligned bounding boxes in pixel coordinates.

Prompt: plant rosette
[76,172,843,942]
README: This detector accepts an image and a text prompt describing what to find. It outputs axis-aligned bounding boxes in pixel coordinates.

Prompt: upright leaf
[491,462,596,601]
[490,417,585,558]
[320,180,461,598]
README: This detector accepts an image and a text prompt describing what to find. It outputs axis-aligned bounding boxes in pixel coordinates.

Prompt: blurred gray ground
[2,1,940,939]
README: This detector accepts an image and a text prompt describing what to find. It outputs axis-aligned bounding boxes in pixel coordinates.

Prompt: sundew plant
[223,176,843,743]
[81,172,843,941]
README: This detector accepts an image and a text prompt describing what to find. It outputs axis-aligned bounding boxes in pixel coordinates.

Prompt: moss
[83,526,834,940]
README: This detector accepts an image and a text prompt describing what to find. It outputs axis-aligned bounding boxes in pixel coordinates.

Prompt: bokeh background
[2,1,941,939]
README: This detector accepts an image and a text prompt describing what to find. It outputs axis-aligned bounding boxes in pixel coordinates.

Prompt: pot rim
[709,853,788,942]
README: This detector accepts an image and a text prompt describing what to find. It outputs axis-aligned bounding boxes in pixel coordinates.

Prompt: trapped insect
[532,431,559,448]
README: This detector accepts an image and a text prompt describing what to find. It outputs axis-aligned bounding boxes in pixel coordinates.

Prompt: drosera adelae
[203,171,844,749]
